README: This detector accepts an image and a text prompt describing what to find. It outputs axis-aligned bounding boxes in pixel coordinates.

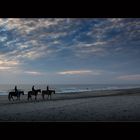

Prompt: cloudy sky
[0,18,140,84]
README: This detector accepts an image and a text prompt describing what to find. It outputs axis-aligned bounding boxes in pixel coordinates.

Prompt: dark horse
[28,89,41,101]
[42,89,55,100]
[8,91,24,101]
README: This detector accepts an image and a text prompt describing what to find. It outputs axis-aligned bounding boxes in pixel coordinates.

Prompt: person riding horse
[42,85,55,100]
[8,86,24,101]
[15,85,19,96]
[47,85,49,91]
[32,85,35,93]
[28,86,41,100]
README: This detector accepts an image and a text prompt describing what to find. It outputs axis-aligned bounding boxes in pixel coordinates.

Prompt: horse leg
[50,94,52,100]
[11,96,14,101]
[30,96,32,101]
[18,94,20,101]
[8,94,11,101]
[28,94,30,101]
[42,93,44,100]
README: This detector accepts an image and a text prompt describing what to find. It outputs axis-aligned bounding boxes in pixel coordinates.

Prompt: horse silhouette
[28,89,41,101]
[42,89,55,100]
[8,91,24,101]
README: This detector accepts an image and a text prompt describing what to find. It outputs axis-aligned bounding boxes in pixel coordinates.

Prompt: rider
[47,85,49,91]
[32,85,35,92]
[32,85,35,93]
[15,85,19,96]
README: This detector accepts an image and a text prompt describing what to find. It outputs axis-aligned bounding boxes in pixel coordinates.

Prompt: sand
[0,88,140,121]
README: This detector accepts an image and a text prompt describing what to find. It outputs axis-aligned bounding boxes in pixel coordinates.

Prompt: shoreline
[1,86,140,95]
[0,88,140,105]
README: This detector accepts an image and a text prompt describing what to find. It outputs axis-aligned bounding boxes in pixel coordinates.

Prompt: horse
[8,91,24,101]
[42,89,55,100]
[27,89,41,101]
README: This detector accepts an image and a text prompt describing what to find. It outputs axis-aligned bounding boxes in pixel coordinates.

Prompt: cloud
[70,19,140,57]
[92,41,107,46]
[72,41,107,57]
[0,18,139,61]
[57,70,101,75]
[24,71,44,75]
[0,18,140,75]
[0,59,19,71]
[0,18,73,62]
[86,18,140,48]
[0,60,19,66]
[0,36,7,42]
[0,18,63,34]
[0,66,11,70]
[117,74,140,80]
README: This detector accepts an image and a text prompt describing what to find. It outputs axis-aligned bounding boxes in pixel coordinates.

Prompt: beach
[0,88,140,121]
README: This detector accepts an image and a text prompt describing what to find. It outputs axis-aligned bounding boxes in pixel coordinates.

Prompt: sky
[0,18,140,84]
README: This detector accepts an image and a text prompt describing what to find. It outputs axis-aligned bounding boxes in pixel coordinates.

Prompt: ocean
[0,84,140,96]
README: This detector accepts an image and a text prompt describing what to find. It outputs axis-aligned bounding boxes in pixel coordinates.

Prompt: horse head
[50,90,55,94]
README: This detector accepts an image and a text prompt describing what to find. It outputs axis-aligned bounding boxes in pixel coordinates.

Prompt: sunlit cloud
[0,58,20,73]
[24,71,44,75]
[92,41,107,46]
[0,60,19,66]
[0,66,12,70]
[58,70,101,75]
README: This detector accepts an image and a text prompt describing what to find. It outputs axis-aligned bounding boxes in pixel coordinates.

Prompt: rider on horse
[47,85,49,91]
[32,85,36,94]
[15,85,19,96]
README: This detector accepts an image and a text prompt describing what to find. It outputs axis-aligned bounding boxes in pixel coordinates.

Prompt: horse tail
[8,93,11,101]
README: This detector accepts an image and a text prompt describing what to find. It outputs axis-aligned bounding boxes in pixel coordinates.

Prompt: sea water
[0,84,140,96]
